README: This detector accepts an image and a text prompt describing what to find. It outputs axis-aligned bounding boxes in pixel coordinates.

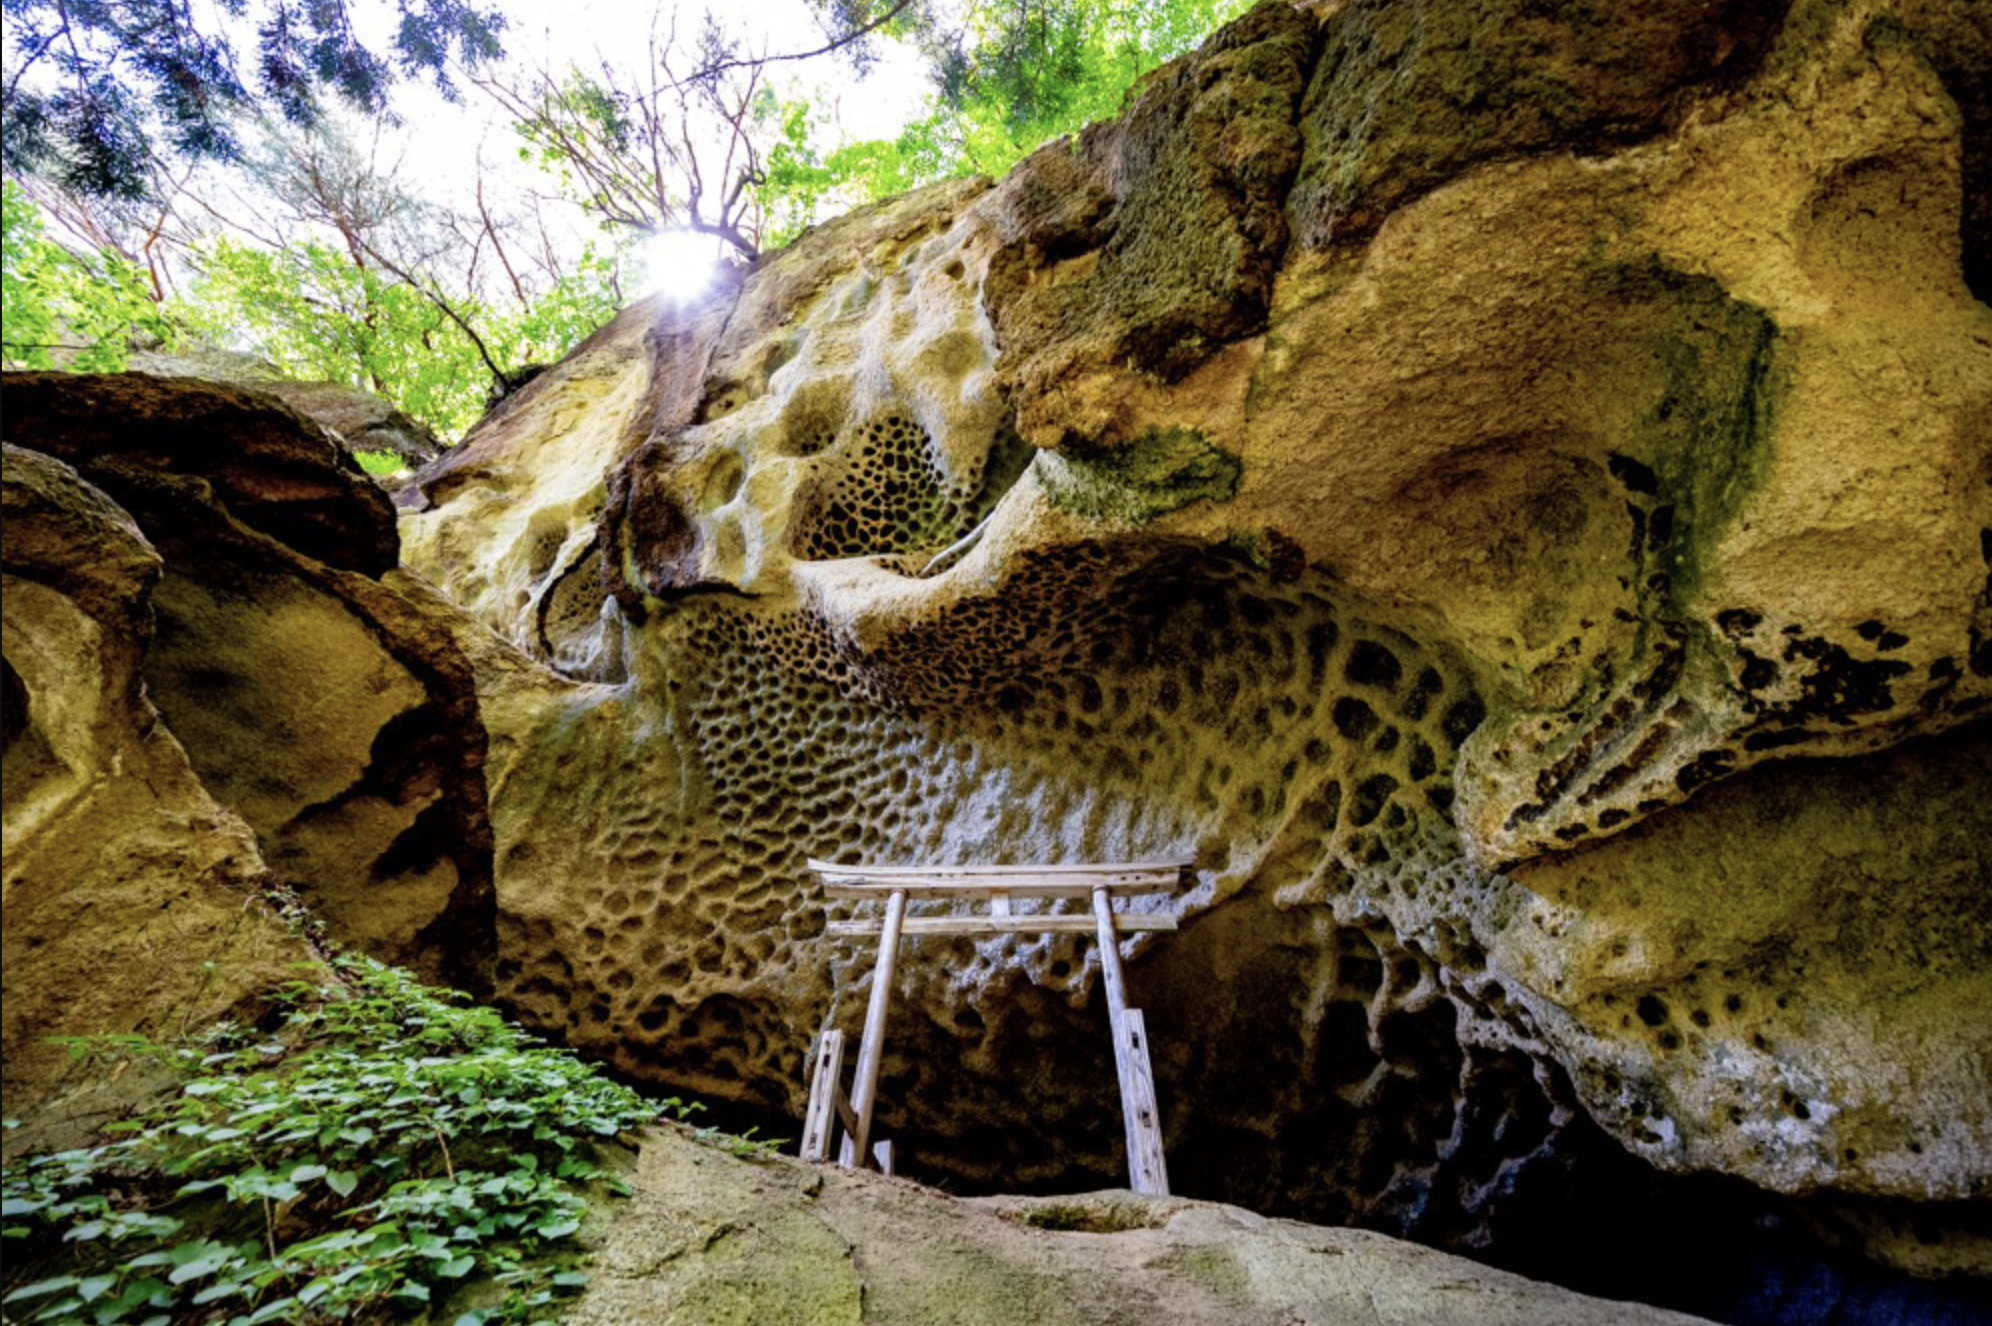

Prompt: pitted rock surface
[390,0,1992,1274]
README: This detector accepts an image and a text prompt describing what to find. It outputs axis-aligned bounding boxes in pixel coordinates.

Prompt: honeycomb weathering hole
[489,505,1992,1316]
[8,4,1992,1317]
[493,548,1560,1219]
[375,18,1992,1304]
[790,413,1030,566]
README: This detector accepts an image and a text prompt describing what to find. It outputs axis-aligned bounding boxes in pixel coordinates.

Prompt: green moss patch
[1037,426,1242,525]
[1600,260,1781,611]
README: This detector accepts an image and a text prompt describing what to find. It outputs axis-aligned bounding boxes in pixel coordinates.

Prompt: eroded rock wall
[0,373,497,993]
[1,443,308,1141]
[398,0,1990,1277]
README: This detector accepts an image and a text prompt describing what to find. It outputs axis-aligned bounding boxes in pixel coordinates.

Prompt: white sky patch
[347,0,937,218]
[505,0,936,140]
[12,0,951,289]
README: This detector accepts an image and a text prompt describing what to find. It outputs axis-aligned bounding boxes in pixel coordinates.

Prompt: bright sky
[342,0,942,288]
[501,0,936,141]
[0,0,951,299]
[351,0,937,200]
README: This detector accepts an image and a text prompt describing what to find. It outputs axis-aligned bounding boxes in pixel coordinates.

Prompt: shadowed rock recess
[387,0,1992,1313]
[4,0,1989,1320]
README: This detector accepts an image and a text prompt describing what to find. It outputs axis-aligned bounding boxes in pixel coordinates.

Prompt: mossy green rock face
[1037,428,1242,525]
[983,0,1314,446]
[570,1128,1713,1326]
[4,1,1988,1304]
[1288,0,1791,251]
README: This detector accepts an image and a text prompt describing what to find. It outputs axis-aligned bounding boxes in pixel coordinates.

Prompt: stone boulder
[571,1126,1717,1326]
[0,372,496,989]
[1,443,309,1141]
[127,347,444,466]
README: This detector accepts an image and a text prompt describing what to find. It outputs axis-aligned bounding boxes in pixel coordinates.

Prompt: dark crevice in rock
[1887,11,1992,305]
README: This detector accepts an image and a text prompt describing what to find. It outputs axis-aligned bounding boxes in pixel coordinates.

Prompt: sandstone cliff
[393,0,1991,1282]
[1,375,497,1137]
[3,0,1988,1314]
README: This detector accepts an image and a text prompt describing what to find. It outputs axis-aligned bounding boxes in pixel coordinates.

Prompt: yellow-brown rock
[1,443,307,1141]
[400,2,1990,1258]
[572,1125,1720,1326]
[0,0,1970,1303]
[1495,722,1992,1198]
[0,373,497,988]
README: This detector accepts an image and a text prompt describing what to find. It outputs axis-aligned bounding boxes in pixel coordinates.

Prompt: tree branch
[353,234,514,391]
[475,171,527,302]
[685,0,918,84]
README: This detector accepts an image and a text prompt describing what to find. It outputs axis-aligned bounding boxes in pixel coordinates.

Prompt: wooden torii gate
[798,860,1190,1195]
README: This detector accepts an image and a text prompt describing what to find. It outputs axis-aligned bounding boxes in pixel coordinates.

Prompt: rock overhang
[384,0,1992,1272]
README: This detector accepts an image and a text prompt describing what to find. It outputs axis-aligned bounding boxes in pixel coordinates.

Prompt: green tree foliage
[502,0,1251,254]
[936,0,1250,143]
[1,179,620,440]
[180,236,624,439]
[2,0,1256,447]
[1,0,506,199]
[757,0,1255,246]
[0,178,174,370]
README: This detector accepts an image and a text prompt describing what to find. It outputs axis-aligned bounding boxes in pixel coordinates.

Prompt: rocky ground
[572,1126,1715,1326]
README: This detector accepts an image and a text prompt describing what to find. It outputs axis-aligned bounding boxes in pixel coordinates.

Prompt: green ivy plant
[0,957,728,1326]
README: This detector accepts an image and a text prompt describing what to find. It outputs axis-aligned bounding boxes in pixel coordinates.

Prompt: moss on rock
[1037,427,1243,525]
[1289,0,1792,251]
